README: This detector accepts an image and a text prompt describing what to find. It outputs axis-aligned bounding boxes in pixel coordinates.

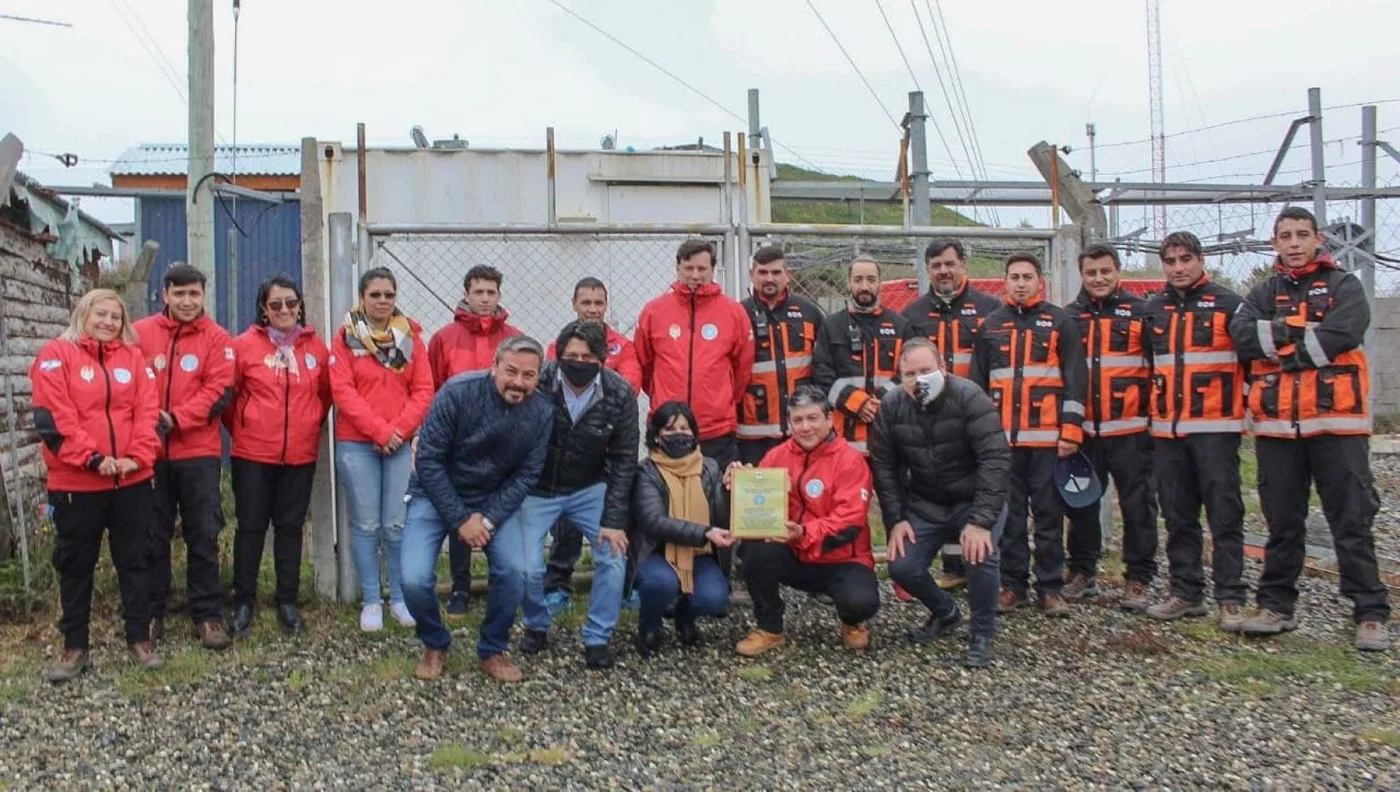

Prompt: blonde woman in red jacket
[226,275,331,636]
[329,267,435,632]
[30,289,164,682]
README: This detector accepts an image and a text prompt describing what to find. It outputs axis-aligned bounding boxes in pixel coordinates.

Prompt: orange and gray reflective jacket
[1143,274,1246,438]
[970,295,1087,449]
[1069,287,1152,437]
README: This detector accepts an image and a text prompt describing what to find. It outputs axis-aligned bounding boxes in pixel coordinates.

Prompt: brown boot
[43,648,91,684]
[480,653,523,683]
[735,630,785,657]
[129,641,165,671]
[414,649,446,681]
[1062,572,1100,601]
[1039,593,1071,618]
[1217,603,1245,633]
[1355,621,1391,652]
[197,621,232,651]
[997,589,1027,614]
[842,623,870,650]
[1119,581,1150,612]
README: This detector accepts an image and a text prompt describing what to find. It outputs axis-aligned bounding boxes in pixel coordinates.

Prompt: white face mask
[915,370,947,406]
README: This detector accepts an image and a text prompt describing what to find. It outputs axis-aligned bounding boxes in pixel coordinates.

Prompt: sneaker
[129,641,165,671]
[1217,603,1245,632]
[965,635,993,668]
[908,606,961,645]
[1355,621,1391,652]
[892,583,916,603]
[1119,581,1151,612]
[1145,596,1209,621]
[1063,572,1101,601]
[997,589,1028,613]
[584,645,615,669]
[519,629,549,656]
[623,589,641,612]
[544,590,572,619]
[360,603,384,633]
[936,573,967,592]
[736,630,785,657]
[1238,609,1299,635]
[389,601,416,628]
[414,649,446,681]
[480,653,523,683]
[1039,593,1071,618]
[197,620,232,651]
[43,648,91,684]
[444,591,470,620]
[842,622,870,651]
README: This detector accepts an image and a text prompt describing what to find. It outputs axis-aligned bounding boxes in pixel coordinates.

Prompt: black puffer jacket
[533,363,640,530]
[626,455,731,592]
[868,376,1011,529]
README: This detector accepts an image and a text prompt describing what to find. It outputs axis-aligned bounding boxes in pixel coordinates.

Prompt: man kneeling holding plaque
[726,385,881,657]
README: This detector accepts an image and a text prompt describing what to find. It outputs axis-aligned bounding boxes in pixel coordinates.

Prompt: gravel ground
[1369,455,1400,563]
[0,558,1396,790]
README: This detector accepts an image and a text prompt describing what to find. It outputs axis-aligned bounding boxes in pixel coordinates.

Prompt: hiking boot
[1239,609,1298,635]
[1145,596,1208,621]
[229,603,254,638]
[149,617,165,642]
[519,629,549,656]
[1355,621,1391,652]
[43,649,91,684]
[635,631,663,659]
[965,635,993,668]
[480,653,523,683]
[908,606,961,645]
[1063,572,1101,601]
[197,620,232,651]
[544,590,572,619]
[584,645,615,669]
[1039,593,1071,618]
[676,620,703,647]
[1217,603,1245,633]
[277,604,305,635]
[937,573,967,592]
[842,622,870,651]
[414,649,446,681]
[444,590,470,620]
[1119,581,1151,613]
[129,641,165,671]
[736,630,785,657]
[891,583,916,603]
[997,589,1028,614]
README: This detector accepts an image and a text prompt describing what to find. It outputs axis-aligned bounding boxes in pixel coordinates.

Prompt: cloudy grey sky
[5,0,1399,225]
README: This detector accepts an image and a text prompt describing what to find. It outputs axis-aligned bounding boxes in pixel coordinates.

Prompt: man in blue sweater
[401,335,555,682]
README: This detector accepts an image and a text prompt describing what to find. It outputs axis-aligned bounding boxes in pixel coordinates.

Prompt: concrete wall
[1373,297,1400,417]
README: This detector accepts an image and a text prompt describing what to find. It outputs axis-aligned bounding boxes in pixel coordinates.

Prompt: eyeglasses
[266,298,301,312]
[367,291,396,300]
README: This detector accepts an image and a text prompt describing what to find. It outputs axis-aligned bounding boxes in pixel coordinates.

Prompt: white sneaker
[390,601,416,627]
[360,603,384,632]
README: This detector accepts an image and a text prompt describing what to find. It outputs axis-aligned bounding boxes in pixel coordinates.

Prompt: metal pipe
[722,131,736,294]
[546,126,557,227]
[356,122,368,224]
[0,277,30,593]
[746,223,1056,240]
[327,213,357,603]
[909,91,930,295]
[737,133,751,296]
[366,222,731,237]
[1308,87,1327,224]
[748,88,761,141]
[1361,104,1377,424]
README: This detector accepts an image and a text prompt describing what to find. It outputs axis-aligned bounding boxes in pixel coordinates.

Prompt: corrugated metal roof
[109,143,302,177]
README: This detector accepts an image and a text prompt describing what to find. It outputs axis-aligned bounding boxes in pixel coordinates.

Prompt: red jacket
[759,434,874,568]
[546,324,643,394]
[329,321,435,446]
[634,282,755,440]
[226,325,332,465]
[427,307,521,389]
[133,312,236,461]
[30,336,161,492]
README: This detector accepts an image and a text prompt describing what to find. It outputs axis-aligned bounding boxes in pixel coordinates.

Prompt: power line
[804,0,900,130]
[1095,99,1400,150]
[873,0,964,180]
[923,0,999,224]
[106,0,185,102]
[0,12,72,27]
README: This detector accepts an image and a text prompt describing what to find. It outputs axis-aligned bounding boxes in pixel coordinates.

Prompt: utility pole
[1360,104,1377,422]
[1308,87,1327,225]
[187,0,216,308]
[1085,122,1098,182]
[747,89,761,143]
[908,91,931,294]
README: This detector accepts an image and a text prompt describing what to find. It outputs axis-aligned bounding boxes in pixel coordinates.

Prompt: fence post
[1360,105,1378,425]
[1050,224,1081,305]
[1308,87,1327,225]
[0,277,31,594]
[329,212,358,603]
[300,136,338,601]
[908,91,931,296]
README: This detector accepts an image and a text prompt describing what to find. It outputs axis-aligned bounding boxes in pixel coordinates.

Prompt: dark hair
[676,238,716,265]
[1005,252,1042,275]
[1077,243,1121,270]
[787,384,832,416]
[554,319,607,362]
[464,265,503,291]
[1273,206,1319,236]
[358,267,397,296]
[849,255,881,278]
[646,400,699,449]
[163,262,207,289]
[924,238,966,263]
[572,277,608,300]
[255,273,305,326]
[1158,231,1203,260]
[752,245,786,266]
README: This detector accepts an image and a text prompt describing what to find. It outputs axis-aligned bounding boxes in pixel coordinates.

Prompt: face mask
[559,359,601,388]
[914,370,947,406]
[657,433,697,459]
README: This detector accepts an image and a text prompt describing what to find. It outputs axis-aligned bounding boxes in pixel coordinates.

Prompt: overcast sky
[5,0,1399,226]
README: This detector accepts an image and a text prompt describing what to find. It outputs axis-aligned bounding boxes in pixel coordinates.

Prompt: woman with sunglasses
[330,267,435,632]
[226,275,331,636]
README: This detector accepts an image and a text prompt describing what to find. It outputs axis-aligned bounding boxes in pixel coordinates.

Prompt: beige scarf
[648,448,711,594]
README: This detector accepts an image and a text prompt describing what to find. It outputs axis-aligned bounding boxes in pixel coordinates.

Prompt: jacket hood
[1004,292,1045,312]
[75,335,131,357]
[1273,250,1337,281]
[669,281,724,300]
[156,310,216,331]
[452,306,512,334]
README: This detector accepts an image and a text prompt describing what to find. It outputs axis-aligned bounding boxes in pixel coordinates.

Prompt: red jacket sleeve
[393,333,435,438]
[634,309,655,397]
[171,328,236,430]
[427,329,449,391]
[127,354,162,470]
[614,337,643,395]
[314,336,333,421]
[29,343,105,470]
[792,456,872,556]
[329,333,394,446]
[221,339,245,434]
[730,302,756,406]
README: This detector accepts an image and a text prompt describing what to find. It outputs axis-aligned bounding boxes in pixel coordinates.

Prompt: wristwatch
[481,516,496,534]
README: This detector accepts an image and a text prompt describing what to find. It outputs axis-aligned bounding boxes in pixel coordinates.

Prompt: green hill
[770,163,981,228]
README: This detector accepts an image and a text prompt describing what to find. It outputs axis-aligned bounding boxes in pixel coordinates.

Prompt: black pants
[51,482,155,649]
[1155,433,1246,605]
[543,519,583,596]
[701,433,739,471]
[448,533,472,596]
[148,457,225,623]
[1066,432,1159,584]
[1000,447,1065,596]
[742,542,880,633]
[1255,435,1390,623]
[230,458,316,607]
[736,437,782,467]
[888,504,1007,639]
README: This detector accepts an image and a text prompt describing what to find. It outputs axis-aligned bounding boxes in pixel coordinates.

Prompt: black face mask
[559,359,601,388]
[657,433,697,459]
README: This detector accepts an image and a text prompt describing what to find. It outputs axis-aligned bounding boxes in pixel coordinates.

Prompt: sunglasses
[266,298,301,312]
[366,291,396,300]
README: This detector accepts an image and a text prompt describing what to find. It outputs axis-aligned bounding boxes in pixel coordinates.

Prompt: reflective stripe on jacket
[1144,275,1245,438]
[970,296,1087,449]
[739,290,823,439]
[1069,287,1153,437]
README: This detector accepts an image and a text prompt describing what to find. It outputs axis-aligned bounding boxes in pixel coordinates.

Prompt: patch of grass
[1189,637,1400,695]
[429,743,490,771]
[287,668,313,691]
[738,665,774,683]
[1098,554,1126,585]
[1174,619,1233,644]
[1360,727,1400,747]
[114,647,216,698]
[844,689,884,722]
[0,680,30,705]
[525,746,571,765]
[860,745,892,759]
[691,732,723,748]
[497,727,525,747]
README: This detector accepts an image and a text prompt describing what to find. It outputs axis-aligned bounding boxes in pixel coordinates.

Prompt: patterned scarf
[267,325,301,379]
[342,306,414,371]
[648,448,711,594]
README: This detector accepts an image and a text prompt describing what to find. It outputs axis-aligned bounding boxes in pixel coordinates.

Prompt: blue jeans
[635,552,730,636]
[400,495,457,650]
[335,440,412,605]
[502,483,624,657]
[887,503,1008,640]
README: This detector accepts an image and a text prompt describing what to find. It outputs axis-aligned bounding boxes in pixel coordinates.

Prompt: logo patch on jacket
[701,323,719,341]
[304,354,318,370]
[805,478,825,498]
[80,366,94,382]
[153,354,167,370]
[112,368,132,384]
[38,359,60,372]
[180,354,200,372]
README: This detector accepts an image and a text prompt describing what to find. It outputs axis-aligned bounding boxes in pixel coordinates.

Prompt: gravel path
[1,560,1395,790]
[1369,455,1400,563]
